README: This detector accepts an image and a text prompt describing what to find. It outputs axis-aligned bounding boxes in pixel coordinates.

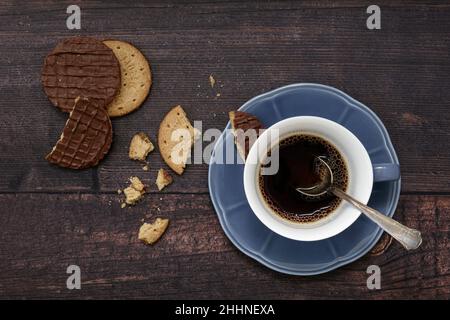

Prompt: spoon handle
[332,188,422,250]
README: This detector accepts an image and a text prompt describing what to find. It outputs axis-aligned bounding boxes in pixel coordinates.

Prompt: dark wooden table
[0,0,449,300]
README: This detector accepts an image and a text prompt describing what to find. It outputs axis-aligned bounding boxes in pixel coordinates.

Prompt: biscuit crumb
[209,74,215,88]
[124,187,143,205]
[123,176,146,205]
[138,218,169,245]
[142,165,149,171]
[117,189,122,194]
[121,203,126,209]
[129,132,154,161]
[129,176,145,192]
[216,93,221,97]
[156,168,173,191]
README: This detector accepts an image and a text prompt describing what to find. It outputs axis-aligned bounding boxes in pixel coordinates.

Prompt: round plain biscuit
[103,40,152,117]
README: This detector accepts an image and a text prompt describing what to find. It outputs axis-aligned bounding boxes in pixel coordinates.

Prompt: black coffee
[259,134,348,223]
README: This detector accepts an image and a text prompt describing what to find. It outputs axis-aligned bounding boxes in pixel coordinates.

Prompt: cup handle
[372,163,400,182]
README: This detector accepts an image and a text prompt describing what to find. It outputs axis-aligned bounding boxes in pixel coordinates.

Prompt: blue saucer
[208,83,401,275]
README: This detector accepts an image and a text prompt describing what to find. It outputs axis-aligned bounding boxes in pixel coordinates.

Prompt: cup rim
[243,116,373,241]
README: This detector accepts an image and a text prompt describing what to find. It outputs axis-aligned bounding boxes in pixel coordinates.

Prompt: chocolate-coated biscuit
[46,97,113,169]
[41,37,121,112]
[229,111,264,160]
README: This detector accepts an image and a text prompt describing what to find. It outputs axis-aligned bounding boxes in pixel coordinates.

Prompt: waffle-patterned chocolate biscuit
[46,97,113,169]
[229,111,264,160]
[41,37,121,112]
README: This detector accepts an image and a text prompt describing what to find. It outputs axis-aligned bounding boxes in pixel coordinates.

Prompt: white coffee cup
[243,116,374,241]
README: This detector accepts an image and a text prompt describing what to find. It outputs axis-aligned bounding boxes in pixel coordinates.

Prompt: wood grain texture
[0,1,449,193]
[0,194,448,299]
[0,0,449,299]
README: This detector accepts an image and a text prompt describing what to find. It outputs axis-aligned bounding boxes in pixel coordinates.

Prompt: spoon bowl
[296,156,333,197]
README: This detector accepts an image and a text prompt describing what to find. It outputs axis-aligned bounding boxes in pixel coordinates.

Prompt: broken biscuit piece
[129,132,155,161]
[130,176,145,192]
[124,186,143,205]
[46,97,113,169]
[156,168,173,191]
[138,218,169,245]
[158,105,200,175]
[229,111,264,161]
[123,176,145,205]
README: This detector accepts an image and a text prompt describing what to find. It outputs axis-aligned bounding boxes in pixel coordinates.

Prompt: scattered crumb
[157,207,161,212]
[216,93,221,97]
[117,189,122,194]
[138,218,169,245]
[209,74,215,88]
[159,197,163,201]
[142,165,149,171]
[129,176,145,192]
[156,168,173,191]
[121,203,126,209]
[123,176,146,205]
[124,186,143,205]
[129,132,155,161]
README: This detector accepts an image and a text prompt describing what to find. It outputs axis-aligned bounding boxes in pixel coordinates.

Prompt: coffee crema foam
[259,134,348,224]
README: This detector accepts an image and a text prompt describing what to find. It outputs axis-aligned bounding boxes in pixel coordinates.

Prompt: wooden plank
[0,193,448,299]
[1,1,450,35]
[0,0,448,302]
[0,2,449,193]
[1,63,449,193]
